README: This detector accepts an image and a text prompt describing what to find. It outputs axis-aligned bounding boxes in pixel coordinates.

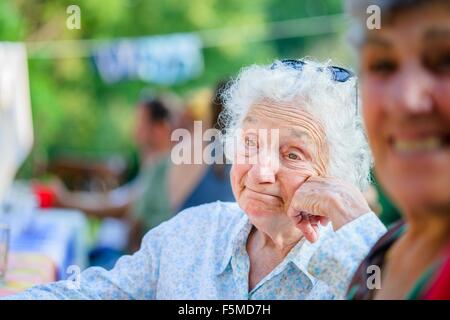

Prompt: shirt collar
[215,212,330,285]
[286,236,320,283]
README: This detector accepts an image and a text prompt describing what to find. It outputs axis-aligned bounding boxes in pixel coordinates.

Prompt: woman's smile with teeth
[391,135,450,154]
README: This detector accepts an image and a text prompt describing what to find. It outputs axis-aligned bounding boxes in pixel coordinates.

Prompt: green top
[406,258,443,300]
[132,156,172,232]
[372,174,402,227]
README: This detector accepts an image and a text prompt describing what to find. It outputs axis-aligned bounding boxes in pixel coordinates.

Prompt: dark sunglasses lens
[271,60,353,83]
[271,59,305,70]
[281,59,305,70]
[330,67,354,82]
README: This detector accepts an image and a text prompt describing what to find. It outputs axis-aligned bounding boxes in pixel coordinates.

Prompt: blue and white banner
[92,33,204,85]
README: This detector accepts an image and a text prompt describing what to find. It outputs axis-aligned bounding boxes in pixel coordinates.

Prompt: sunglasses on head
[270,59,355,83]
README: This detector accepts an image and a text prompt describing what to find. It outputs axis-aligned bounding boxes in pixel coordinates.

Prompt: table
[0,252,56,297]
[0,208,89,297]
[9,208,89,280]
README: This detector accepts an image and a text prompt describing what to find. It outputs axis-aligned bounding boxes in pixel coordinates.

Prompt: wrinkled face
[360,3,450,215]
[230,101,328,223]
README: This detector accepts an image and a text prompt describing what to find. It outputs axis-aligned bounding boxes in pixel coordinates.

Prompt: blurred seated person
[168,86,234,211]
[53,93,180,260]
[54,93,179,219]
[55,88,235,253]
[177,83,235,209]
[130,86,236,247]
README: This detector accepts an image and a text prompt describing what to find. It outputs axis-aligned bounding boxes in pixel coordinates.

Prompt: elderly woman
[7,60,385,300]
[346,0,450,299]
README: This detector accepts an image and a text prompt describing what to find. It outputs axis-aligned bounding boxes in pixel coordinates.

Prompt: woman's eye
[368,59,398,76]
[245,137,257,147]
[426,53,450,75]
[287,152,300,160]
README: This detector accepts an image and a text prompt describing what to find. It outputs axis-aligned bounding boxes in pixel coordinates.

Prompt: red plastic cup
[32,184,57,209]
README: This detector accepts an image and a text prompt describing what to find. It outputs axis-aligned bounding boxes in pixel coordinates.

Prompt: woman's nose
[389,63,434,115]
[248,152,279,184]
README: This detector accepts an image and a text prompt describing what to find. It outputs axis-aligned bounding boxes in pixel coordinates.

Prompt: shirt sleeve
[3,224,166,300]
[307,212,387,299]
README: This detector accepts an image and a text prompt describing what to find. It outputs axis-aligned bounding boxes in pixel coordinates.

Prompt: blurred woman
[169,86,234,214]
[346,0,450,299]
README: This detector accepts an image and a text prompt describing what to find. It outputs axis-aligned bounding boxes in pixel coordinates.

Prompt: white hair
[220,59,372,191]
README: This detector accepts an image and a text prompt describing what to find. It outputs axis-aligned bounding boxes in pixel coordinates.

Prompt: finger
[319,216,330,226]
[308,215,320,242]
[309,215,321,226]
[298,218,319,243]
[312,224,320,240]
[302,175,335,184]
[304,216,325,241]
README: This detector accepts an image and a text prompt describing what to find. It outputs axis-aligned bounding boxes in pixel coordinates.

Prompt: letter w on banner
[92,33,204,85]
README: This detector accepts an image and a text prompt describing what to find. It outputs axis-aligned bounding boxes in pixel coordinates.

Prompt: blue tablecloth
[9,209,89,280]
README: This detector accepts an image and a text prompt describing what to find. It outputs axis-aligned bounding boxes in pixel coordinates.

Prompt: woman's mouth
[389,134,450,155]
[244,186,282,201]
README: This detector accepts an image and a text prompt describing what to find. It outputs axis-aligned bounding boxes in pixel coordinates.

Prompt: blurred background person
[131,84,236,246]
[53,84,236,261]
[54,93,180,219]
[168,83,235,213]
[52,93,181,267]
